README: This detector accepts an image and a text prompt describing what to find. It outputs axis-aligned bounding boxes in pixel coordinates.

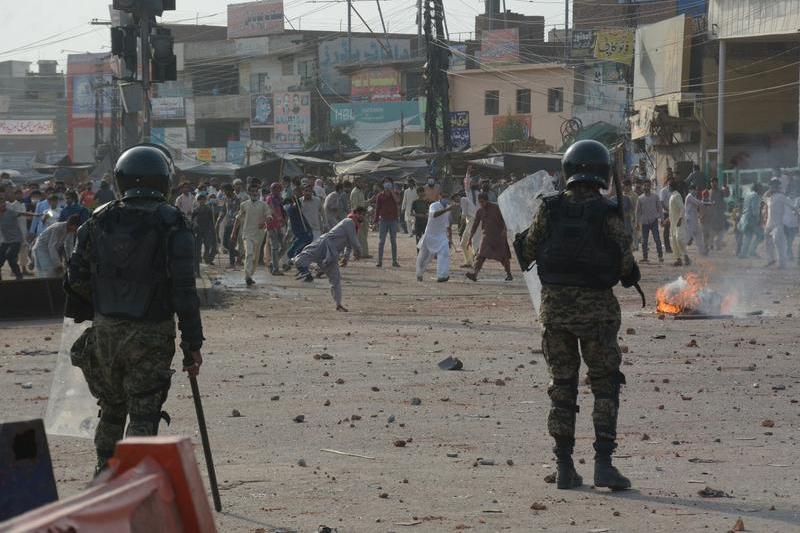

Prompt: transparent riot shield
[498,171,556,318]
[44,318,98,439]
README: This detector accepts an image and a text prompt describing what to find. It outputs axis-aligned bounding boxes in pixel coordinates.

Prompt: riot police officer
[65,144,204,474]
[521,140,640,490]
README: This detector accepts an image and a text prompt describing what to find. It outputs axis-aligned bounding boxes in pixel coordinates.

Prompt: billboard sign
[0,120,55,136]
[251,94,274,127]
[330,100,424,150]
[318,37,411,96]
[350,67,401,103]
[227,140,247,164]
[151,127,188,150]
[570,30,596,59]
[71,74,113,118]
[273,91,310,149]
[228,0,284,39]
[181,147,227,162]
[479,28,519,64]
[449,111,470,150]
[151,97,185,119]
[594,29,635,64]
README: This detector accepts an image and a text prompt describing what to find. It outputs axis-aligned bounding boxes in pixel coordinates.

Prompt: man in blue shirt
[59,191,90,225]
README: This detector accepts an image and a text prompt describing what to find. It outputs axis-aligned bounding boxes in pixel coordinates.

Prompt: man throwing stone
[295,206,366,312]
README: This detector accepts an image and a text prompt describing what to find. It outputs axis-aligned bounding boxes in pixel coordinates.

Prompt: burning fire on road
[656,273,739,318]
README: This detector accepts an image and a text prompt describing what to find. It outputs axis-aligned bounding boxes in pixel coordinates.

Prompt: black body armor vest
[536,192,622,289]
[89,201,181,320]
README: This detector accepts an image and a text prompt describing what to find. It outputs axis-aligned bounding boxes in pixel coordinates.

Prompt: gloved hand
[620,263,641,288]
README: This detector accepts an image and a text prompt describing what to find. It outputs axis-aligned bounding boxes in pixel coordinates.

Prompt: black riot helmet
[114,144,174,200]
[562,140,612,189]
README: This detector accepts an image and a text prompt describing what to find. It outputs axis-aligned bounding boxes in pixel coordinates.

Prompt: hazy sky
[0,0,567,69]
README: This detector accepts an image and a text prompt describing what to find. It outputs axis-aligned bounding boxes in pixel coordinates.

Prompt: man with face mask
[232,183,273,286]
[294,206,365,312]
[373,177,401,268]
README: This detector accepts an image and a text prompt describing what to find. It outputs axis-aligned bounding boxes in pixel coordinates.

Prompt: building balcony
[192,95,250,121]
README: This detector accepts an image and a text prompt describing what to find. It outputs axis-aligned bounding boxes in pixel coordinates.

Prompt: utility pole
[564,0,569,60]
[376,0,392,58]
[93,56,106,160]
[400,110,405,146]
[417,0,423,56]
[423,0,451,153]
[347,0,352,61]
[716,39,726,182]
[140,15,152,142]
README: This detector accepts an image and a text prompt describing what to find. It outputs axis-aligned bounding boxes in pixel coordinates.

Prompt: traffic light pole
[140,15,152,142]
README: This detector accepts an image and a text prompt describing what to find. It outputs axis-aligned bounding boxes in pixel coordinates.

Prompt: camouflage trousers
[542,322,624,446]
[71,315,177,471]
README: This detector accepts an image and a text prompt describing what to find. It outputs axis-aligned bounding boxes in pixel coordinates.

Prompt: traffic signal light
[111,26,138,80]
[112,0,176,16]
[151,29,177,82]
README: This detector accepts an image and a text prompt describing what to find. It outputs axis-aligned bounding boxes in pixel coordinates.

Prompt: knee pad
[127,371,174,436]
[549,376,580,412]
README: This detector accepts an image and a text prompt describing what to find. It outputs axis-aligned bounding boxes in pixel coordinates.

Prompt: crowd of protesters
[0,172,92,280]
[621,165,800,269]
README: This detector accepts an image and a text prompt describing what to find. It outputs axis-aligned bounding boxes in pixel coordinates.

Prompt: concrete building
[157,25,421,161]
[631,2,800,185]
[574,0,707,30]
[707,0,800,178]
[448,63,574,149]
[0,60,67,173]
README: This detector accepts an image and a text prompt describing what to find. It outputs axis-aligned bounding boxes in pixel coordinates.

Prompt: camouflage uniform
[521,186,636,451]
[71,316,177,464]
[65,197,203,473]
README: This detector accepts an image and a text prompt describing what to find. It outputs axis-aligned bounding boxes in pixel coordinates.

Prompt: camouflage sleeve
[606,212,637,280]
[64,221,94,321]
[167,224,204,351]
[520,202,549,266]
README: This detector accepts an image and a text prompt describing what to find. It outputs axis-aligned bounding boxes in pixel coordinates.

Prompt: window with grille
[484,90,499,116]
[548,87,563,113]
[516,89,531,114]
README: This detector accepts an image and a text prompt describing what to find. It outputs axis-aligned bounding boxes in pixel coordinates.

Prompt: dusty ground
[1,232,799,533]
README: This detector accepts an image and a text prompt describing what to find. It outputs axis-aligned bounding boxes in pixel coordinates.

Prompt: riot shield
[44,318,97,439]
[498,171,556,317]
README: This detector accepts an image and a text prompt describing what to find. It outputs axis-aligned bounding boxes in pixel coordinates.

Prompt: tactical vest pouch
[537,194,621,289]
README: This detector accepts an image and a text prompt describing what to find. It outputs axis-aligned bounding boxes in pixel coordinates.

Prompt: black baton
[181,342,222,512]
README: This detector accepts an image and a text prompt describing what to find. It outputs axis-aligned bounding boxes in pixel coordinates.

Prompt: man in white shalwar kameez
[416,185,455,282]
[668,180,691,266]
[31,215,80,277]
[683,184,710,256]
[295,207,365,312]
[764,178,797,268]
[401,179,417,235]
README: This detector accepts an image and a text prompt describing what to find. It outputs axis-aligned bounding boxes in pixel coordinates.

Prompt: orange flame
[656,273,707,314]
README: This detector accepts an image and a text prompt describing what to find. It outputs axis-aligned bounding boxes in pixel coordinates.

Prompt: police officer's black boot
[554,437,583,489]
[593,440,631,490]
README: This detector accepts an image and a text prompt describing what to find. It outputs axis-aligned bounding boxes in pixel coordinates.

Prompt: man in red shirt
[79,182,95,208]
[266,182,287,275]
[372,177,401,267]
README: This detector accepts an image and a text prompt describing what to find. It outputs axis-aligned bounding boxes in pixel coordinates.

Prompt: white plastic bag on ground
[44,318,98,439]
[498,170,556,317]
